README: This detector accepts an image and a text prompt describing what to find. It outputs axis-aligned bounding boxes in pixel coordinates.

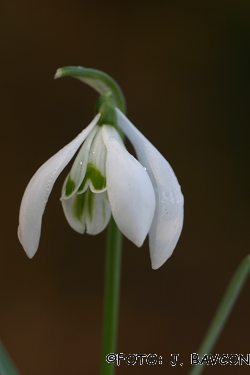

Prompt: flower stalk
[101,217,123,375]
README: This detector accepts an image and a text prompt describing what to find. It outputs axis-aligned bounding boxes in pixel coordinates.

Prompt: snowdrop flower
[18,95,183,269]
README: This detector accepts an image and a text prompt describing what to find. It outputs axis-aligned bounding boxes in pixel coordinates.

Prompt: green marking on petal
[88,190,95,221]
[73,189,95,223]
[65,176,76,197]
[79,162,106,192]
[73,191,86,220]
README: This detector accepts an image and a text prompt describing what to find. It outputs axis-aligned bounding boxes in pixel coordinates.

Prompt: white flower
[18,110,183,269]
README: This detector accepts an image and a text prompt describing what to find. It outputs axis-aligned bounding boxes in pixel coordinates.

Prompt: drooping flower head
[60,93,156,248]
[18,67,184,269]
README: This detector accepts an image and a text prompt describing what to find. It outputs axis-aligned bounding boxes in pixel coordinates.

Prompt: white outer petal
[18,114,100,258]
[116,108,184,269]
[102,125,155,247]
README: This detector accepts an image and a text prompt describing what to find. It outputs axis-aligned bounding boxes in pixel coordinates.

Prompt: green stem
[101,217,123,375]
[0,342,20,375]
[189,254,250,375]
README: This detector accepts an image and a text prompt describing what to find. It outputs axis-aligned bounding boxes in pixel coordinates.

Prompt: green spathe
[54,66,126,113]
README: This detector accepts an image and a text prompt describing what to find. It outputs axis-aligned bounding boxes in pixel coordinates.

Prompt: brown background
[1,0,250,374]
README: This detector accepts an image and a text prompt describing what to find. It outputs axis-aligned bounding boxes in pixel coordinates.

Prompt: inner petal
[61,176,111,236]
[78,162,106,193]
[85,190,111,235]
[62,126,99,199]
[78,127,107,193]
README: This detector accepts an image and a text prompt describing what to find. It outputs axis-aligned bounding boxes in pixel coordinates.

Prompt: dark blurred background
[1,0,250,374]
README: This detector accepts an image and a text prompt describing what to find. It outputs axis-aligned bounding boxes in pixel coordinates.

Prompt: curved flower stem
[0,341,20,375]
[101,217,123,375]
[188,254,250,375]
